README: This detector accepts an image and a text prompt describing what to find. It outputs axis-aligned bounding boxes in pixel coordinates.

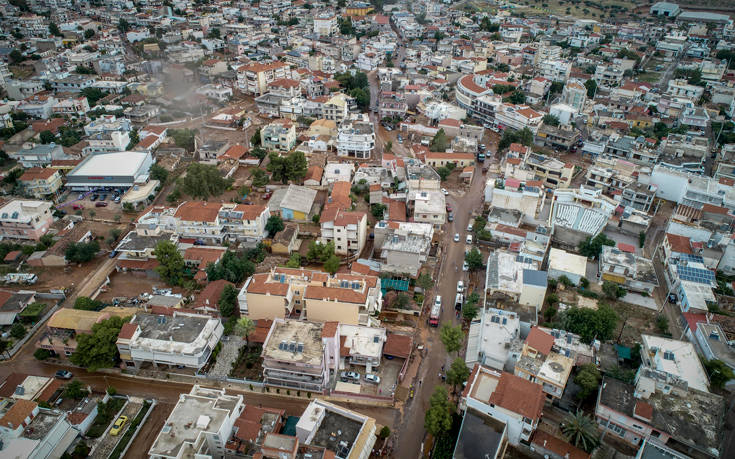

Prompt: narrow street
[394,163,488,458]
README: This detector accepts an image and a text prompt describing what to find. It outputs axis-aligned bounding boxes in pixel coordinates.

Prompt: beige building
[237,61,290,96]
[261,119,297,151]
[238,268,382,327]
[423,152,476,169]
[514,327,573,400]
[320,209,368,256]
[307,119,338,139]
[18,167,63,198]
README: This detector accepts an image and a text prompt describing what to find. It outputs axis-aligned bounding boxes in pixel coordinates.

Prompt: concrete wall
[305,298,359,325]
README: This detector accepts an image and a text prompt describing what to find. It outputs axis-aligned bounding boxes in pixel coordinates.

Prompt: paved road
[394,163,488,458]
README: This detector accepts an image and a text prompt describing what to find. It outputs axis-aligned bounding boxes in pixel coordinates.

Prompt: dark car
[95,201,108,207]
[90,194,98,201]
[55,370,73,379]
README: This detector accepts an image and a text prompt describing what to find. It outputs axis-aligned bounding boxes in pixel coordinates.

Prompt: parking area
[337,358,404,398]
[90,398,142,458]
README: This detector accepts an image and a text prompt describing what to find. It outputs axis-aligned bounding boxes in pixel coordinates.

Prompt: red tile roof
[666,233,692,255]
[118,322,138,340]
[531,431,590,459]
[174,201,221,222]
[19,167,58,182]
[0,399,37,429]
[383,333,412,358]
[634,400,653,421]
[526,326,554,355]
[489,373,544,420]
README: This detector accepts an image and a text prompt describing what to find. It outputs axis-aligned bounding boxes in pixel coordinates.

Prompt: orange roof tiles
[489,372,544,419]
[19,167,57,182]
[526,326,554,355]
[174,201,221,222]
[666,233,692,255]
[118,322,138,340]
[0,399,37,429]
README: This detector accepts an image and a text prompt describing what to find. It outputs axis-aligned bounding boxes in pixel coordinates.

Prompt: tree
[440,324,463,354]
[639,231,646,248]
[584,79,597,99]
[126,128,140,150]
[250,130,261,147]
[169,128,197,151]
[574,364,601,400]
[154,240,185,286]
[436,167,451,181]
[378,426,391,440]
[267,152,308,184]
[462,302,479,321]
[416,272,434,291]
[74,296,101,311]
[543,114,560,126]
[9,49,22,64]
[80,87,107,107]
[446,357,470,393]
[465,248,483,271]
[235,317,255,345]
[424,386,453,437]
[563,303,617,343]
[207,27,220,39]
[39,130,55,144]
[251,168,269,187]
[34,348,50,360]
[265,215,285,236]
[65,241,100,263]
[578,233,615,259]
[385,141,392,153]
[70,316,129,371]
[181,163,231,199]
[324,255,340,275]
[371,203,386,219]
[498,127,534,151]
[64,380,88,400]
[84,29,95,40]
[49,22,62,37]
[703,359,735,390]
[251,147,267,161]
[507,90,526,104]
[306,240,335,263]
[394,293,410,309]
[349,88,369,109]
[602,281,626,300]
[286,253,301,268]
[206,251,256,284]
[150,163,168,183]
[118,18,130,33]
[10,323,25,339]
[561,411,600,453]
[655,314,669,334]
[430,129,449,152]
[219,284,238,318]
[75,65,96,75]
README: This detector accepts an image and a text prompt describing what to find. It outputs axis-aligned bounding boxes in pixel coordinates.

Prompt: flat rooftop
[642,334,710,392]
[263,320,324,366]
[117,231,175,251]
[130,313,220,355]
[453,408,506,459]
[311,411,363,458]
[22,410,62,440]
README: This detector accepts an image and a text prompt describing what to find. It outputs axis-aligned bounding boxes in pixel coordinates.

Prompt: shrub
[34,348,51,360]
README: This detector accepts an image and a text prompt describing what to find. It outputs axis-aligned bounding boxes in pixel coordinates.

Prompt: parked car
[72,204,84,210]
[340,371,360,382]
[109,250,118,258]
[457,280,464,293]
[55,370,73,379]
[453,233,460,242]
[448,213,454,222]
[462,261,469,272]
[95,201,108,207]
[110,415,128,436]
[364,374,381,384]
[99,194,107,201]
[90,194,98,201]
[113,196,121,203]
[77,193,84,200]
[466,234,473,244]
[467,222,473,232]
[441,188,448,196]
[446,204,452,212]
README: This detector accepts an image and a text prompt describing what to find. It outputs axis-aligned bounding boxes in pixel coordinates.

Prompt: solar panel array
[679,253,704,264]
[676,265,715,285]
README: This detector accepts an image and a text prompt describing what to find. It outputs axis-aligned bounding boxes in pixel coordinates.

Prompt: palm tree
[234,317,255,347]
[561,411,600,453]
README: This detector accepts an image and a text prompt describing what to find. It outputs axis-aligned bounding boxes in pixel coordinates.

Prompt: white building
[547,247,588,285]
[65,151,153,190]
[640,334,710,393]
[495,104,543,134]
[337,114,375,159]
[296,399,377,459]
[148,385,244,459]
[117,312,224,371]
[466,308,520,370]
[313,14,338,36]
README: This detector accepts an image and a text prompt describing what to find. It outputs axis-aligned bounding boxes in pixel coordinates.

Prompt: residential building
[408,189,446,226]
[295,399,377,458]
[460,365,544,445]
[560,80,587,113]
[378,92,407,120]
[640,334,709,392]
[117,312,224,371]
[599,246,658,294]
[148,385,244,459]
[261,119,296,152]
[238,61,290,96]
[485,250,544,308]
[18,168,63,199]
[522,152,574,189]
[453,408,509,459]
[373,220,434,277]
[261,319,336,392]
[514,327,574,400]
[465,308,521,370]
[338,324,386,371]
[694,322,735,371]
[667,78,705,100]
[495,104,543,134]
[424,153,476,169]
[9,143,73,168]
[0,401,81,459]
[269,185,318,221]
[337,115,375,159]
[323,93,350,123]
[547,248,588,285]
[238,268,382,326]
[485,178,545,222]
[0,200,54,241]
[320,208,368,256]
[549,186,616,247]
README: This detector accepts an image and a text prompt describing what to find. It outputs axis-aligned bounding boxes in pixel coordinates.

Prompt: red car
[72,204,84,210]
[446,204,452,212]
[95,201,108,207]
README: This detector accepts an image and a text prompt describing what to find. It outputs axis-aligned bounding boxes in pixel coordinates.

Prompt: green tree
[84,29,95,39]
[378,426,390,440]
[543,114,560,126]
[584,79,597,99]
[424,385,453,436]
[126,128,140,150]
[49,22,62,37]
[180,163,232,199]
[168,128,197,151]
[63,380,88,400]
[149,163,168,183]
[578,233,615,259]
[446,357,470,393]
[251,146,267,161]
[251,168,269,187]
[602,281,626,300]
[306,240,335,263]
[430,128,449,152]
[416,272,434,291]
[235,317,255,345]
[563,303,617,343]
[655,314,669,334]
[250,129,261,147]
[218,284,238,318]
[206,251,255,284]
[265,215,285,236]
[371,204,386,219]
[574,364,601,400]
[561,411,600,453]
[34,348,51,360]
[74,296,101,311]
[639,231,646,248]
[286,253,301,268]
[394,293,410,309]
[436,167,451,181]
[10,323,25,339]
[703,359,735,390]
[440,324,463,354]
[80,87,107,107]
[267,151,308,184]
[39,130,55,144]
[9,49,22,64]
[154,240,185,286]
[507,90,526,104]
[324,255,340,275]
[65,241,100,263]
[465,248,483,271]
[118,18,130,33]
[70,316,129,371]
[349,88,370,109]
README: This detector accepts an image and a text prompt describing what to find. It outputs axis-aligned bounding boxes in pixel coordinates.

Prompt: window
[608,422,626,437]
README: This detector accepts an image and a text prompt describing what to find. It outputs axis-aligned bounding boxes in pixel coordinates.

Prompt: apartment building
[560,80,587,112]
[337,115,375,159]
[666,78,705,100]
[149,385,244,459]
[135,201,270,243]
[238,268,382,327]
[373,220,434,277]
[537,59,571,82]
[522,152,573,189]
[0,200,54,241]
[320,209,368,256]
[495,104,543,134]
[323,93,350,123]
[408,189,446,226]
[261,319,336,392]
[594,64,624,89]
[295,399,377,458]
[460,365,545,445]
[84,115,132,136]
[513,327,574,400]
[261,119,297,151]
[485,177,545,221]
[238,61,290,96]
[378,91,407,120]
[18,168,63,199]
[117,312,224,371]
[599,246,658,294]
[9,143,71,168]
[83,131,131,155]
